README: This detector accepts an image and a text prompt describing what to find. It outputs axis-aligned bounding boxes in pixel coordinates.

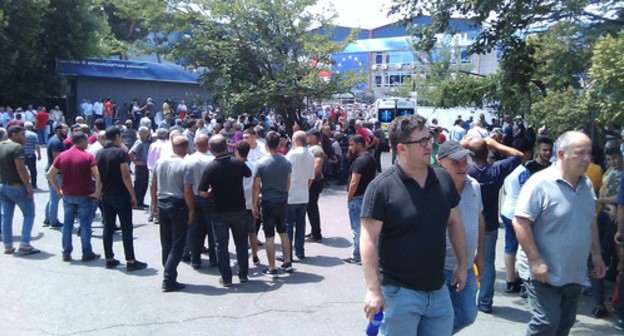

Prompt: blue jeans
[478,229,499,307]
[501,216,518,254]
[62,196,97,255]
[381,284,453,336]
[0,184,35,248]
[36,128,46,145]
[44,175,62,226]
[445,268,478,334]
[286,203,307,258]
[348,196,363,261]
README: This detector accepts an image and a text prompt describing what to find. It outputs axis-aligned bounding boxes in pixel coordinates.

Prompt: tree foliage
[588,31,624,124]
[0,0,108,104]
[170,0,365,129]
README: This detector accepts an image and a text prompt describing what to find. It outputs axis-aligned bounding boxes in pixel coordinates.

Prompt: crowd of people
[1,98,624,334]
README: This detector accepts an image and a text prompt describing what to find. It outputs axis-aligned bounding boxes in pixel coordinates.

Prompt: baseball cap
[437,141,472,160]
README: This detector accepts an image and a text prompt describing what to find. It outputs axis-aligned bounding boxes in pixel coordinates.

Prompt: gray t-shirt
[254,153,291,203]
[153,154,187,199]
[445,176,483,271]
[515,165,596,286]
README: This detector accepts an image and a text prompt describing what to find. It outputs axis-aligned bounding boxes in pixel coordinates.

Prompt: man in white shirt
[93,99,104,119]
[285,131,315,260]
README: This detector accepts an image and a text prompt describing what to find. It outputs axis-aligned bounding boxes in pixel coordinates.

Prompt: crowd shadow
[491,305,531,324]
[299,255,345,268]
[319,236,351,248]
[11,250,55,260]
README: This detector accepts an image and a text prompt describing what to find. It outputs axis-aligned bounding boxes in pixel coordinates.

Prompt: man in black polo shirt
[96,126,147,271]
[199,134,251,287]
[360,114,468,335]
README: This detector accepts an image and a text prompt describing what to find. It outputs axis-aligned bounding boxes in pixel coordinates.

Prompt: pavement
[0,150,620,335]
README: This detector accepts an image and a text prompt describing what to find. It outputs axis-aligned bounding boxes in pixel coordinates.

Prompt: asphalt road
[0,150,618,335]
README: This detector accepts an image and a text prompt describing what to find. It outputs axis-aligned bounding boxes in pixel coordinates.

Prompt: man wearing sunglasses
[360,114,468,335]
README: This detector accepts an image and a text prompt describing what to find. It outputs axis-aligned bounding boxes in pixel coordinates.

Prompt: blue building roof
[58,59,200,84]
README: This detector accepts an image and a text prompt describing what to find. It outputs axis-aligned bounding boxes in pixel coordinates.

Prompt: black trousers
[101,195,135,261]
[158,197,188,286]
[307,179,324,240]
[25,154,37,188]
[133,165,149,205]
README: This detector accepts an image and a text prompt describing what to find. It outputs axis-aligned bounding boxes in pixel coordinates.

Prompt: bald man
[151,134,194,292]
[514,131,605,335]
[183,134,217,269]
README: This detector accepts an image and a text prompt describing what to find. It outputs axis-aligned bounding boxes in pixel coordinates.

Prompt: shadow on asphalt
[317,237,351,248]
[490,305,531,323]
[11,250,55,260]
[300,255,345,267]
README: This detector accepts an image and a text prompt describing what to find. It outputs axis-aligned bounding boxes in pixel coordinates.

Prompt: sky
[309,0,399,29]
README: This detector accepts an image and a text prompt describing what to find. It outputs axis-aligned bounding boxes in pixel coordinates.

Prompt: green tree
[588,31,624,125]
[0,0,108,104]
[170,0,365,130]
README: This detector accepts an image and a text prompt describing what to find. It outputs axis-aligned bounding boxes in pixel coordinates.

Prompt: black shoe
[520,285,528,298]
[162,282,185,292]
[616,319,624,331]
[252,255,260,265]
[257,240,264,247]
[591,306,608,318]
[219,278,233,287]
[478,302,493,314]
[281,262,294,272]
[305,233,313,238]
[81,252,101,262]
[62,254,72,262]
[105,259,120,269]
[295,254,306,260]
[505,280,522,293]
[262,268,279,278]
[127,260,147,272]
[239,275,249,283]
[50,224,62,230]
[181,254,191,263]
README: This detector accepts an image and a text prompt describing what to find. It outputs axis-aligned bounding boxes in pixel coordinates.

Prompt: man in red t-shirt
[47,131,102,262]
[34,108,49,145]
[103,98,113,128]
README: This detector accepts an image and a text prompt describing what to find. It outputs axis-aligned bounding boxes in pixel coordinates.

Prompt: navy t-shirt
[469,155,521,231]
[46,135,66,170]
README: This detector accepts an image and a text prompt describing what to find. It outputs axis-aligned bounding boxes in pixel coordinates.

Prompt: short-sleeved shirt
[153,154,187,200]
[309,145,324,180]
[129,140,150,164]
[0,141,25,185]
[348,152,377,197]
[183,151,214,196]
[53,147,96,196]
[254,154,292,204]
[616,173,624,206]
[515,165,596,286]
[47,135,66,170]
[35,112,49,129]
[24,130,38,156]
[445,176,483,271]
[243,161,256,210]
[285,146,314,205]
[468,155,521,231]
[599,166,622,199]
[96,145,131,199]
[361,164,460,292]
[199,154,251,213]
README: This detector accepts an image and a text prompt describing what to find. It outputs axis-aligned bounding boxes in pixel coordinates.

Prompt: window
[460,49,470,64]
[375,53,383,65]
[375,76,382,87]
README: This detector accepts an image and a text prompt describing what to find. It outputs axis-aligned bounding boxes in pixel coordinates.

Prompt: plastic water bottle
[366,310,383,336]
